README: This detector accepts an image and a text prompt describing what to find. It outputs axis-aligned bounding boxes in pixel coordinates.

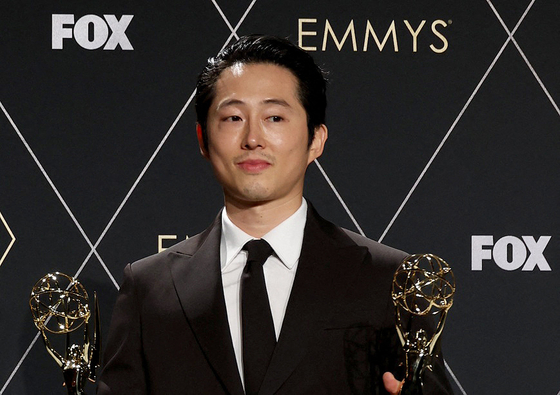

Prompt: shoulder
[127,216,218,279]
[341,228,408,266]
[306,202,408,268]
[131,234,193,265]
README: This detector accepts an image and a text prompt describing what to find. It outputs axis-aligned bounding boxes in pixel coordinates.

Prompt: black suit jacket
[98,205,453,394]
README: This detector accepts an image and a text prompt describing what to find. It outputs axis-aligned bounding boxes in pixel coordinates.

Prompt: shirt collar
[221,198,307,271]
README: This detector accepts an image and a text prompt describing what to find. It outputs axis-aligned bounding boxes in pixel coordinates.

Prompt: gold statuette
[29,272,101,394]
[392,254,455,395]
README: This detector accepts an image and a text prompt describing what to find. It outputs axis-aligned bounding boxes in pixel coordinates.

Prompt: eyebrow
[216,99,244,110]
[216,98,292,111]
[262,98,291,107]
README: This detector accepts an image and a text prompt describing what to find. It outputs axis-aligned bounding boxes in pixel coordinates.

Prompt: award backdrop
[1,0,559,394]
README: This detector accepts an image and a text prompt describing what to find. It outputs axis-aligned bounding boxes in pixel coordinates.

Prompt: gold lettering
[322,19,357,51]
[158,235,177,253]
[363,20,398,52]
[404,20,426,52]
[298,18,317,51]
[430,20,448,53]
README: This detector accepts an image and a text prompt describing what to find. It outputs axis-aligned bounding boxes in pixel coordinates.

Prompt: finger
[382,372,403,395]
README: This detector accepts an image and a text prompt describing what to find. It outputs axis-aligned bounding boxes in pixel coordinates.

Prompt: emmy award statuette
[29,272,101,394]
[391,254,455,395]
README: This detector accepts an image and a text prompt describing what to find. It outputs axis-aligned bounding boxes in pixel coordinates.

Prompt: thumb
[382,372,403,395]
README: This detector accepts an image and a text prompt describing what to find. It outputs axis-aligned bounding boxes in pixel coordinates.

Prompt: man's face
[199,62,327,207]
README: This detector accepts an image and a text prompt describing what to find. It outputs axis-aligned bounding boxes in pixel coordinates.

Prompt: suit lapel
[259,206,369,394]
[168,215,245,395]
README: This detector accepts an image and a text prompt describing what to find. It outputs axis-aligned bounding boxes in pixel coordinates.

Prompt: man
[98,35,453,394]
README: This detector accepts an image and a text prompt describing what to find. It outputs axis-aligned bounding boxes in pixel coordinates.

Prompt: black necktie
[241,239,276,395]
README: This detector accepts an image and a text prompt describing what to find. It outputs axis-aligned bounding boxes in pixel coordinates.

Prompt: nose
[242,117,265,150]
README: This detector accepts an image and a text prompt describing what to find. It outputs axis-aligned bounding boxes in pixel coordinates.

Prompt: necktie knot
[243,239,273,266]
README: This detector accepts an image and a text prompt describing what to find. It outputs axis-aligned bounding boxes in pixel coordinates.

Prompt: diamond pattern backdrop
[1,0,559,394]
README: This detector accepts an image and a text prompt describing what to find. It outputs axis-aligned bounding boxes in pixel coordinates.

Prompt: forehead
[212,62,301,103]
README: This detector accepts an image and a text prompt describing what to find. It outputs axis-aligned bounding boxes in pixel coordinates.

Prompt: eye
[224,115,242,122]
[267,116,284,122]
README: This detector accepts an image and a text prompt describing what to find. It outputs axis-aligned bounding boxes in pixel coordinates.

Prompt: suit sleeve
[97,264,148,394]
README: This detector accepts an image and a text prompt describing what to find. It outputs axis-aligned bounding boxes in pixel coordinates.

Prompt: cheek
[207,148,234,176]
[207,121,241,145]
[263,130,286,147]
[208,133,238,159]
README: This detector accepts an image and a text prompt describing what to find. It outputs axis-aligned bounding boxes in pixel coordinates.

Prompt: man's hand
[382,372,404,395]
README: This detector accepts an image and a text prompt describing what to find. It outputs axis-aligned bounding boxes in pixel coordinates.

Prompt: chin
[239,192,273,203]
[222,184,272,204]
[240,183,271,199]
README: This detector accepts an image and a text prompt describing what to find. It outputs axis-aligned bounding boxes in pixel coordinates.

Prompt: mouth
[236,159,272,173]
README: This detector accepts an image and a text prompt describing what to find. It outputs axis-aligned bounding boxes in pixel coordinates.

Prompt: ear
[307,124,328,164]
[196,123,210,159]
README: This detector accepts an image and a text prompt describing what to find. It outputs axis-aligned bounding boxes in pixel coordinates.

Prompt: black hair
[195,34,327,150]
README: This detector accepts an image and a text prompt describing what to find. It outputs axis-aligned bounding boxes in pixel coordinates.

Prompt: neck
[224,195,303,238]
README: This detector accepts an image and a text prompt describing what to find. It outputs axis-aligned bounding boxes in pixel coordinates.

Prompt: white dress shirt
[220,199,307,384]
